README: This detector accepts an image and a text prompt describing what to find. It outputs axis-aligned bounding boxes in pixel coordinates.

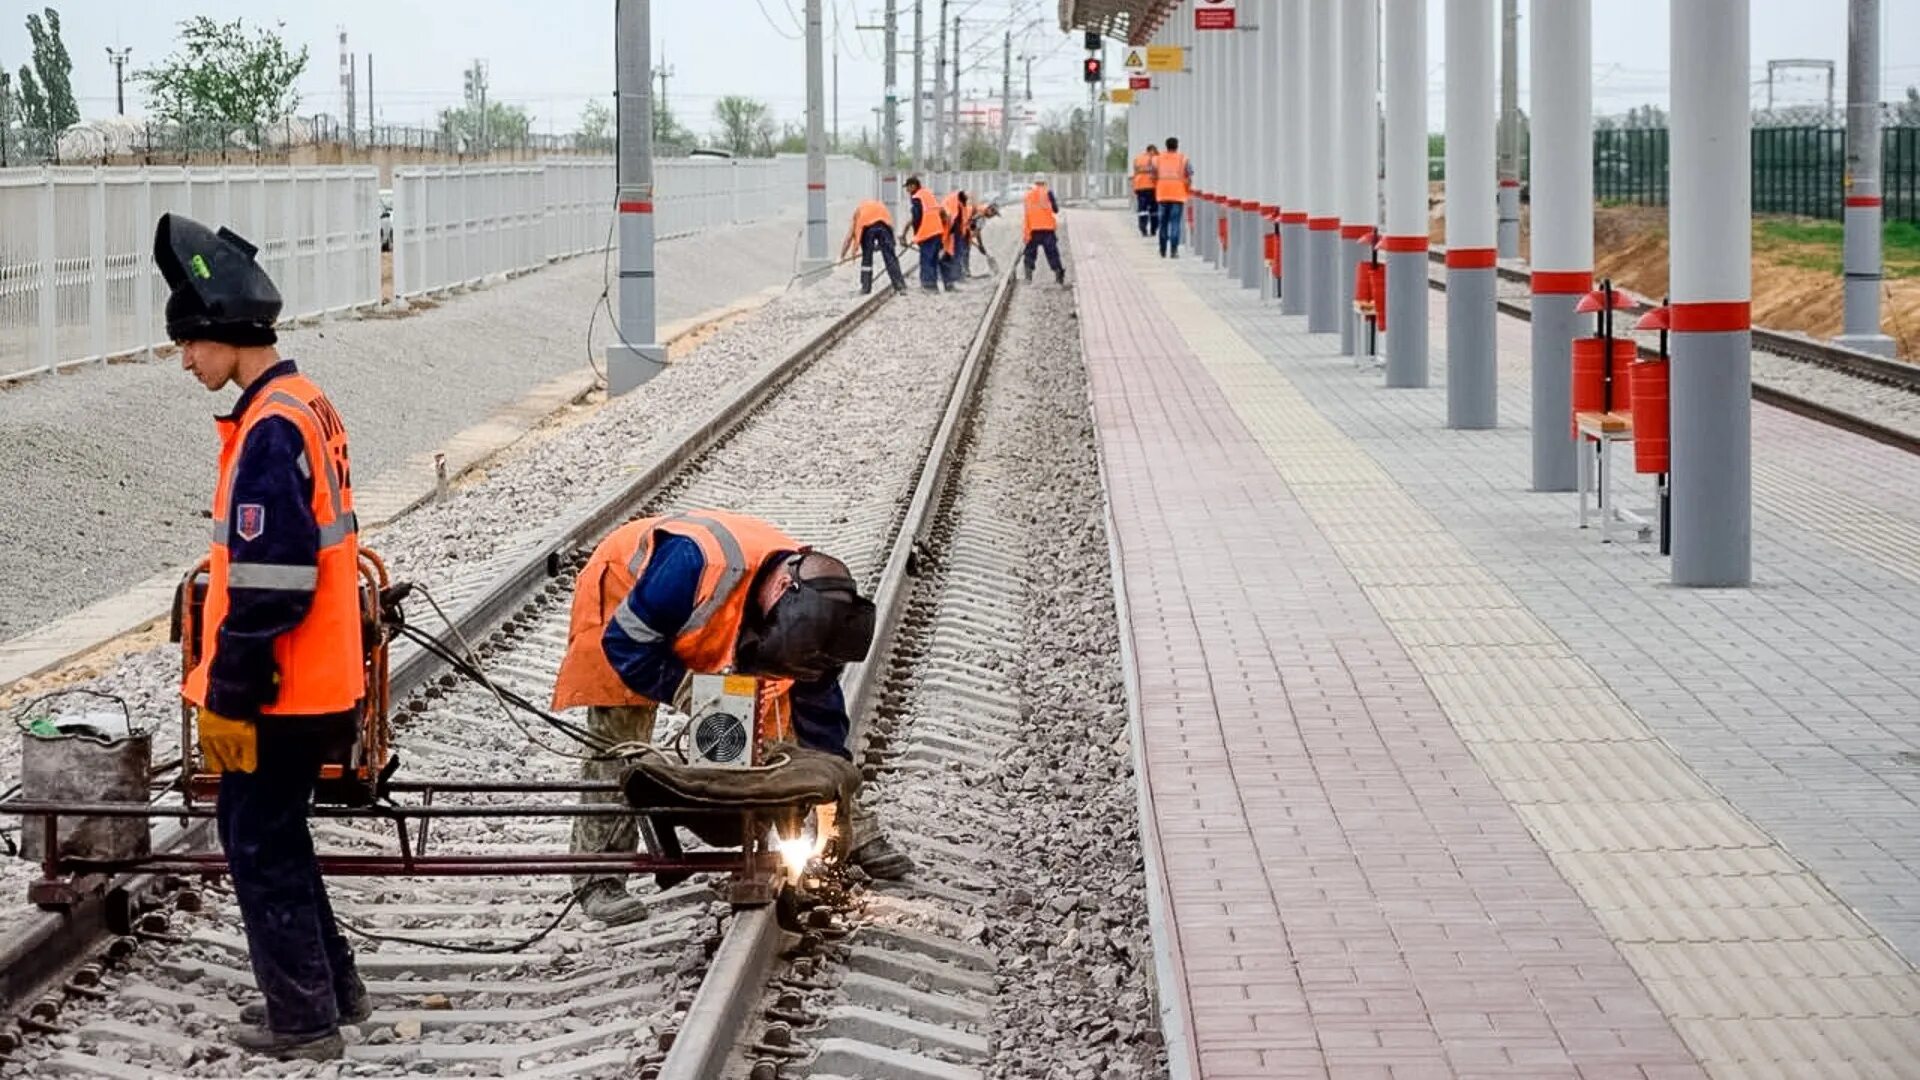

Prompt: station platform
[1069,207,1920,1079]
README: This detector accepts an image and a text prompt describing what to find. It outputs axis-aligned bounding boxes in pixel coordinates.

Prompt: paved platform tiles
[1070,208,1920,1080]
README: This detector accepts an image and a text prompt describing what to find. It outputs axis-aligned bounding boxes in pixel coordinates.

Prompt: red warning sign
[1129,76,1151,90]
[1195,0,1236,30]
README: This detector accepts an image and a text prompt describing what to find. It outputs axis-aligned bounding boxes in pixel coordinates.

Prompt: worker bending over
[160,213,366,1062]
[553,510,914,926]
[1132,144,1159,237]
[942,189,972,285]
[900,176,952,292]
[841,198,906,295]
[1153,136,1192,258]
[1021,177,1067,286]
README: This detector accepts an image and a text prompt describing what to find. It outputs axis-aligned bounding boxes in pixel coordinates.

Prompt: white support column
[1237,18,1261,289]
[1445,0,1497,429]
[1305,0,1339,333]
[1382,0,1428,387]
[1670,0,1752,587]
[1200,14,1219,266]
[1338,0,1377,355]
[1528,0,1591,491]
[1838,0,1894,355]
[1280,0,1308,315]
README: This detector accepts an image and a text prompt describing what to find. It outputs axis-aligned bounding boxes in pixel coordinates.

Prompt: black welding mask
[736,553,877,683]
[153,213,283,346]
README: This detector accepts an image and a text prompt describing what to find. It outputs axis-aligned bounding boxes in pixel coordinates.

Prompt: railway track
[0,264,1035,1077]
[1421,248,1920,456]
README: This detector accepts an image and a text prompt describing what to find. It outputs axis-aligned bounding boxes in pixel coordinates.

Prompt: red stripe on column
[1669,301,1751,332]
[618,201,653,213]
[1531,270,1594,295]
[1307,216,1340,231]
[1379,235,1429,253]
[1280,211,1309,224]
[1445,247,1498,269]
[1339,224,1374,242]
[807,183,826,190]
[1499,178,1521,188]
[1845,195,1882,207]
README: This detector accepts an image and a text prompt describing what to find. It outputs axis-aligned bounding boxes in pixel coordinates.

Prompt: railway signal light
[1083,57,1103,83]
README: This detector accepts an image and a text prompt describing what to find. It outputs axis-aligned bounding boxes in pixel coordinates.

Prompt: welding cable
[334,893,584,954]
[398,584,625,762]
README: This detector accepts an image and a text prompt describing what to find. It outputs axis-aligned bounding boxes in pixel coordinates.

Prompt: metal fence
[390,165,552,297]
[1,166,380,380]
[1594,125,1920,222]
[918,171,1128,205]
[5,114,595,167]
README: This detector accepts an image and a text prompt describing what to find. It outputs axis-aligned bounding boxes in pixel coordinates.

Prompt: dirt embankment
[1426,190,1920,357]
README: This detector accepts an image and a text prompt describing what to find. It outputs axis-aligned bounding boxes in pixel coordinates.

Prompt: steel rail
[653,263,1020,1080]
[0,287,896,1020]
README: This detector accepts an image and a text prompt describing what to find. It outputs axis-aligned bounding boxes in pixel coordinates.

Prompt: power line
[756,0,803,39]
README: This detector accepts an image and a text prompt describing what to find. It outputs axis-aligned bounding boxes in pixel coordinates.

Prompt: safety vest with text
[183,371,364,716]
[1132,152,1157,192]
[551,511,797,742]
[1154,151,1190,203]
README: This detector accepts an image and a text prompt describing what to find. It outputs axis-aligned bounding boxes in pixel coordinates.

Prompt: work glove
[197,709,259,774]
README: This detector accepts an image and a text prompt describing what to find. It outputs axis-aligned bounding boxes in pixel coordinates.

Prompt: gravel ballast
[0,208,852,641]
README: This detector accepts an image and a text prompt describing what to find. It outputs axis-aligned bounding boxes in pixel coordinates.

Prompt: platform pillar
[1838,0,1895,356]
[1381,0,1428,387]
[1306,0,1339,334]
[1528,0,1590,490]
[1338,0,1377,356]
[1445,0,1496,429]
[1280,0,1308,315]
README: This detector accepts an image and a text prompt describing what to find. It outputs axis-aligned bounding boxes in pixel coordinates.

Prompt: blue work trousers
[916,238,942,290]
[944,236,968,285]
[217,718,361,1037]
[859,224,905,293]
[1023,229,1064,279]
[1158,201,1185,257]
[1135,189,1158,236]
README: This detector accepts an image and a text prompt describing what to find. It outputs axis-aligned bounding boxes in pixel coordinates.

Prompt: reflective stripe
[677,514,750,633]
[294,451,312,480]
[211,516,227,543]
[317,512,356,547]
[611,600,666,644]
[226,562,319,591]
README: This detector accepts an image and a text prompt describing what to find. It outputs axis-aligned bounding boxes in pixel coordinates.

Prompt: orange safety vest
[910,187,945,243]
[1023,185,1058,242]
[1154,151,1190,203]
[941,192,969,256]
[551,511,799,742]
[183,371,364,716]
[1132,152,1157,192]
[851,198,892,233]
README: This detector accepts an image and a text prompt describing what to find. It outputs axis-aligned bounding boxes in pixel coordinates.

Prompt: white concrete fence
[0,165,381,380]
[1,153,879,381]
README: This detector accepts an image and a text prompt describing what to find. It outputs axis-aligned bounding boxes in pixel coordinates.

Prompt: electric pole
[911,0,924,176]
[803,0,830,273]
[832,4,840,150]
[951,17,961,166]
[1838,0,1894,354]
[608,0,664,395]
[1497,0,1520,258]
[998,30,1012,175]
[932,0,947,173]
[655,42,674,140]
[106,47,132,116]
[366,54,375,141]
[883,1,900,208]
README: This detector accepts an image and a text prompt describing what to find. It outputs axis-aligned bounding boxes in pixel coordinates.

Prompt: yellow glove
[197,710,259,774]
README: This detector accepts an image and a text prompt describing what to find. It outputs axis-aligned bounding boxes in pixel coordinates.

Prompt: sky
[6,1,1920,142]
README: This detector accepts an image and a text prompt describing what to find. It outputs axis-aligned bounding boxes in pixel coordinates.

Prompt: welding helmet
[153,212,282,346]
[736,552,877,683]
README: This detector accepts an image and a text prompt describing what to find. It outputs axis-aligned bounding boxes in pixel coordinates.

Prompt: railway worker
[900,176,952,292]
[158,213,367,1062]
[1153,136,1193,258]
[840,197,907,295]
[941,189,972,284]
[1021,176,1067,286]
[1132,144,1160,237]
[553,510,915,926]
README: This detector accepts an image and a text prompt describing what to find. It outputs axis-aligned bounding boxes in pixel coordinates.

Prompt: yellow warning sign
[1124,49,1146,71]
[1146,45,1184,72]
[1109,88,1135,105]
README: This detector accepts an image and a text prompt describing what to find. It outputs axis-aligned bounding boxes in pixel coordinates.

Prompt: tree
[712,95,774,156]
[653,99,693,150]
[440,100,532,151]
[1104,115,1128,171]
[1027,107,1090,172]
[18,8,76,136]
[577,98,612,152]
[958,129,999,169]
[1894,85,1920,127]
[135,17,308,135]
